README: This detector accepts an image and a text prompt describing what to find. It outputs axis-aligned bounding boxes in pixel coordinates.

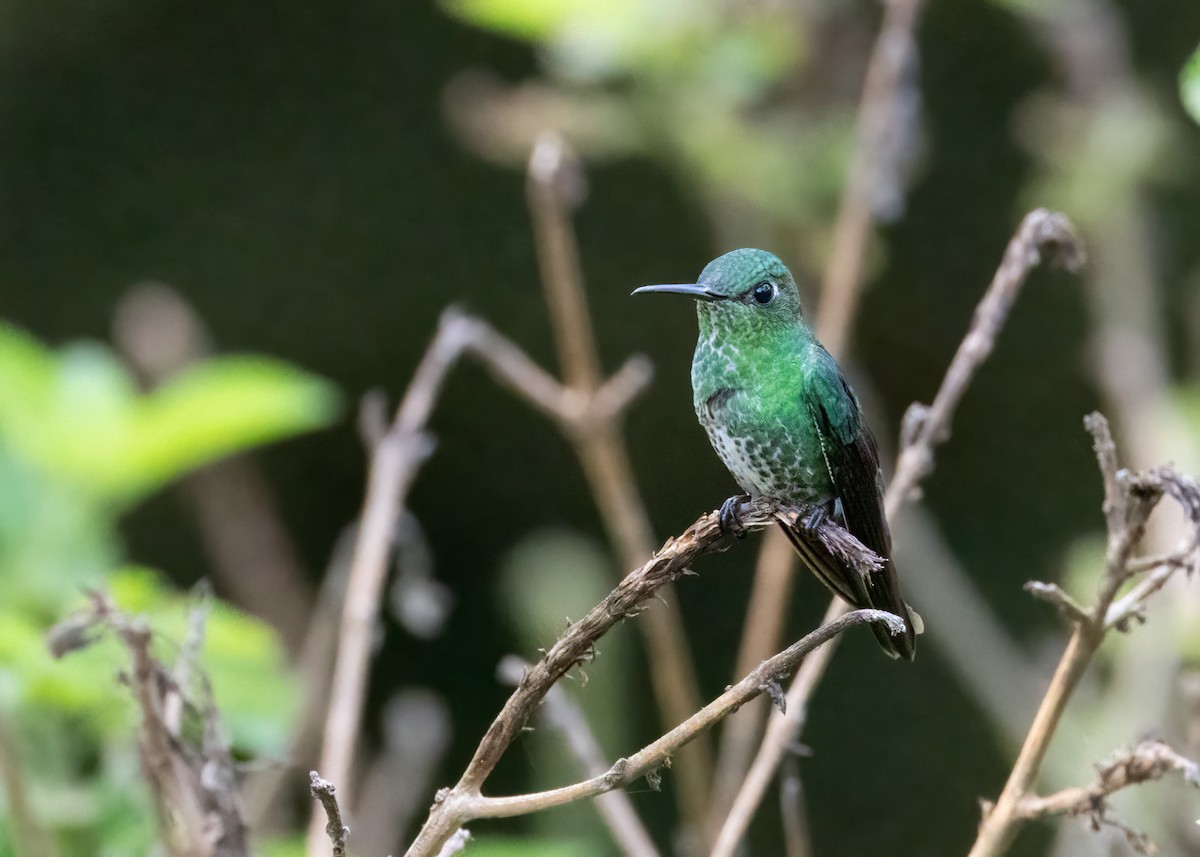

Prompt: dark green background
[3,0,1198,853]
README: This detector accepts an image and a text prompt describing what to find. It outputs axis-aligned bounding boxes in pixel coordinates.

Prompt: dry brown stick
[815,0,926,359]
[403,501,888,856]
[967,415,1200,857]
[1015,740,1200,822]
[707,531,796,826]
[527,132,711,835]
[710,208,1085,857]
[50,593,249,857]
[410,607,896,855]
[309,309,653,856]
[309,772,349,857]
[497,657,660,857]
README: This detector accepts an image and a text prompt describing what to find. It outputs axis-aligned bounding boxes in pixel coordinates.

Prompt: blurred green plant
[442,0,884,250]
[1184,42,1200,125]
[0,320,338,856]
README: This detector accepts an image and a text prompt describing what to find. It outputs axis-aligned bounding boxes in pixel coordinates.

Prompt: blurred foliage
[1184,42,1200,125]
[0,322,337,856]
[443,0,875,245]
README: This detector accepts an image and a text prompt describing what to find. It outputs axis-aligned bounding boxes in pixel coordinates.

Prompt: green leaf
[0,321,340,502]
[117,356,339,499]
[444,0,585,41]
[1183,43,1200,125]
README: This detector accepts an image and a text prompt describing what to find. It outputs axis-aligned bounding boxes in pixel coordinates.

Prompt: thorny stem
[402,502,887,857]
[407,605,897,856]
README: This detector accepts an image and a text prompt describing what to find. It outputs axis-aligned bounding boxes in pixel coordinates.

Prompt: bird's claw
[802,505,828,535]
[719,494,752,539]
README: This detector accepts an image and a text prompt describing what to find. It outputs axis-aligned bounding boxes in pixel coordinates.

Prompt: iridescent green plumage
[635,248,917,660]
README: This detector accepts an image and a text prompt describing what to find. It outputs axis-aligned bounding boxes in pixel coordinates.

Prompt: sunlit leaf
[0,321,340,502]
[1182,42,1200,125]
[117,355,339,498]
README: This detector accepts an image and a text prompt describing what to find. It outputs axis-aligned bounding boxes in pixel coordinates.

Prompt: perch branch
[497,657,660,857]
[411,609,897,855]
[967,414,1200,857]
[403,501,886,856]
[710,208,1085,857]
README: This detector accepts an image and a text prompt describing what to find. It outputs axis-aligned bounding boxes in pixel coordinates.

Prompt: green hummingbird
[634,248,918,660]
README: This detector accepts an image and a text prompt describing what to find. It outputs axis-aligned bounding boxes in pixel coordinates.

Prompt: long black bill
[631,283,725,301]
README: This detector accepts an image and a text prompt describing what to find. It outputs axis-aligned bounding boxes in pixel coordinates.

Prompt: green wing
[788,344,917,660]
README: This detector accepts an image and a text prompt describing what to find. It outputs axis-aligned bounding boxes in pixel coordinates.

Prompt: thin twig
[816,0,927,358]
[309,308,653,855]
[779,754,813,857]
[526,132,711,835]
[403,501,886,856]
[967,414,1200,857]
[410,608,898,855]
[309,772,349,857]
[497,657,660,857]
[1015,740,1200,821]
[0,714,60,857]
[49,593,249,857]
[1024,581,1090,626]
[710,209,1085,856]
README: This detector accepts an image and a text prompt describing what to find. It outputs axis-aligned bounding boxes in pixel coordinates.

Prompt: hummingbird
[633,248,918,660]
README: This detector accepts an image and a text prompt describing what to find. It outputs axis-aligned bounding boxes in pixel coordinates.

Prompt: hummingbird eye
[751,281,777,305]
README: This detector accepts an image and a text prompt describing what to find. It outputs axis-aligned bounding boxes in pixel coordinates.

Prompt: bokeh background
[3,0,1200,855]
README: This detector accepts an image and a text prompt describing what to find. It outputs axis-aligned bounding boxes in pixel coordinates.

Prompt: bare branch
[403,503,885,856]
[310,306,654,854]
[815,0,927,356]
[413,608,896,846]
[892,210,1084,505]
[968,418,1200,857]
[309,772,349,857]
[49,593,249,857]
[526,131,710,834]
[497,657,660,857]
[1016,740,1200,822]
[1024,581,1090,625]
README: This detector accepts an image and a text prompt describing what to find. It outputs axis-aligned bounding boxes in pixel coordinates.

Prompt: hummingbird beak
[631,283,725,301]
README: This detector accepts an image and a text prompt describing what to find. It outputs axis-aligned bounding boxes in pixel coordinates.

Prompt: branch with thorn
[403,500,892,856]
[968,414,1200,857]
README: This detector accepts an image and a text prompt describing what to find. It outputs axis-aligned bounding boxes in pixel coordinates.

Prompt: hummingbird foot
[802,504,828,535]
[718,494,752,539]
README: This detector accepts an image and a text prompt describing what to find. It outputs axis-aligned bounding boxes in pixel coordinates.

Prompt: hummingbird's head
[632,248,804,334]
